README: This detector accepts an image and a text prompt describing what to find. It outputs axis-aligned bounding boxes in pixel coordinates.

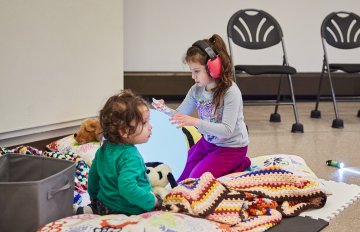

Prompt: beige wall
[0,0,124,146]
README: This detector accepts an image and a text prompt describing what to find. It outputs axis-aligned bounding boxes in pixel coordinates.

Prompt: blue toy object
[137,109,187,180]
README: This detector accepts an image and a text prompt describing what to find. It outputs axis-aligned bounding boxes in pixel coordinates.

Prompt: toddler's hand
[151,192,159,208]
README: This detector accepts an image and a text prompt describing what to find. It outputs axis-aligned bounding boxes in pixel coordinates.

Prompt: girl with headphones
[152,34,250,182]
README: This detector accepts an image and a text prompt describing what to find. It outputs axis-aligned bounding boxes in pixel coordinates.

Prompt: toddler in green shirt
[76,89,158,215]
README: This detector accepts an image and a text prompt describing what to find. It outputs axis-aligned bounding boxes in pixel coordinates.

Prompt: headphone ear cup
[207,55,222,78]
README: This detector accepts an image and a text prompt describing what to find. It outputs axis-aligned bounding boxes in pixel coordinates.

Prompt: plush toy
[74,118,102,145]
[145,162,178,199]
[181,126,202,149]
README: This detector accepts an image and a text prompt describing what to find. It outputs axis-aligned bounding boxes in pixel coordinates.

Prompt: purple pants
[177,137,250,182]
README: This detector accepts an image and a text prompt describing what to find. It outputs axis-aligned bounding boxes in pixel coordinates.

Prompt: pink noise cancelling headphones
[192,40,223,78]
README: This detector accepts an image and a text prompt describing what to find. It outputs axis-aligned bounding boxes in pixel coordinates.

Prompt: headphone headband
[192,40,217,60]
[192,40,223,78]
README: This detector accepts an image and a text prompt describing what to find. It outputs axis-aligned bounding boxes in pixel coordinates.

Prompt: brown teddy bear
[74,118,102,145]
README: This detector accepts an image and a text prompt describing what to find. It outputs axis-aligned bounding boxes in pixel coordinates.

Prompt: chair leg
[287,74,304,133]
[310,67,325,118]
[270,75,282,122]
[358,110,360,117]
[326,71,344,128]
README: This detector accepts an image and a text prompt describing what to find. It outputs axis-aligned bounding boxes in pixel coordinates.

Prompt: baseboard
[0,118,87,147]
[125,71,360,100]
[2,131,73,150]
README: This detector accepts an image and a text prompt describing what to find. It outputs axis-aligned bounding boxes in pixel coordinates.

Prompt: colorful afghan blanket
[162,166,327,232]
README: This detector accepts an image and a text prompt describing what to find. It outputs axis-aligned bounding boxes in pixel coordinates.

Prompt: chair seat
[329,63,360,73]
[235,65,297,75]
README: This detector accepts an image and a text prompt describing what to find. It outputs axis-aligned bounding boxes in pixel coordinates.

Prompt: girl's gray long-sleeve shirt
[176,82,249,148]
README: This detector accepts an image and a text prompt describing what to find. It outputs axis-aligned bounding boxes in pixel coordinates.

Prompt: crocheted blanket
[162,166,327,232]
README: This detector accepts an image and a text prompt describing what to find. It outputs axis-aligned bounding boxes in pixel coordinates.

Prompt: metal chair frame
[227,9,303,133]
[311,11,360,128]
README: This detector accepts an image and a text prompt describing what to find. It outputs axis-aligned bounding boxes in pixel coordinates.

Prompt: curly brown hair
[99,89,149,144]
[184,34,234,111]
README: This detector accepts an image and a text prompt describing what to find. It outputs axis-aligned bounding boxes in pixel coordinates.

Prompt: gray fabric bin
[0,153,76,232]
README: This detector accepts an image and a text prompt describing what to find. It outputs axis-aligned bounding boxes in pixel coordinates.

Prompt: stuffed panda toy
[145,162,178,199]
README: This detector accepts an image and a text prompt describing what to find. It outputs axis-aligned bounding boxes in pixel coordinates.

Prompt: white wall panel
[124,0,359,72]
[0,0,123,145]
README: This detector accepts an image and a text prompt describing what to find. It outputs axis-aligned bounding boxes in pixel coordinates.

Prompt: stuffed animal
[145,162,178,199]
[74,118,102,145]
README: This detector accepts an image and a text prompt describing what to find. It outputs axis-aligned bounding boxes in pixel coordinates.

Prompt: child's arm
[169,114,200,128]
[152,98,177,116]
[88,152,100,198]
[174,86,197,115]
[118,154,157,211]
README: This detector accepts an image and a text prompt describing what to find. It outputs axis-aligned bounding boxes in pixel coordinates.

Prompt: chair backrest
[321,11,360,49]
[227,9,283,50]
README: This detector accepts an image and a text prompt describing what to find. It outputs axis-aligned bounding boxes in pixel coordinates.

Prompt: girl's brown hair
[100,89,148,144]
[184,34,234,111]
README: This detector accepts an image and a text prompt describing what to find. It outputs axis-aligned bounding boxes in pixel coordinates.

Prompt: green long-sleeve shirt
[88,142,155,215]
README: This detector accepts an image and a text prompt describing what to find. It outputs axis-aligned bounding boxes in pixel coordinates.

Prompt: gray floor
[169,101,360,231]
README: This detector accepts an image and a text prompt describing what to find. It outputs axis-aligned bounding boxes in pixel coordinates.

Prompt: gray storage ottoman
[0,153,76,232]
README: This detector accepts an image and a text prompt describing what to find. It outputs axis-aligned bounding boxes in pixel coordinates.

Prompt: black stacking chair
[310,11,360,128]
[227,9,303,133]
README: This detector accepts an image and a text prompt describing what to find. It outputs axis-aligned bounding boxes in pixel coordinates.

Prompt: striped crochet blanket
[162,166,327,232]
